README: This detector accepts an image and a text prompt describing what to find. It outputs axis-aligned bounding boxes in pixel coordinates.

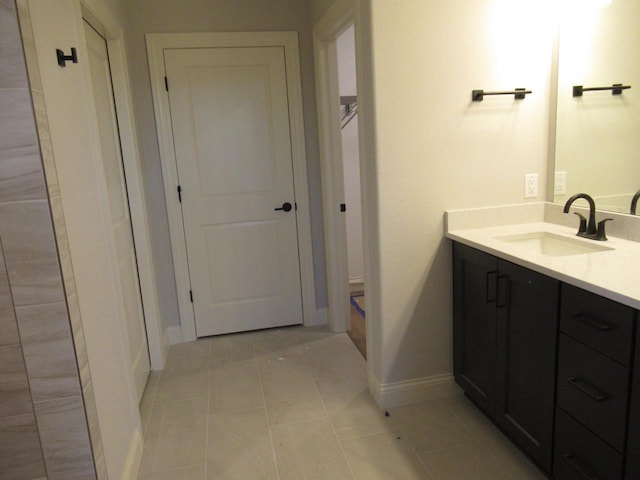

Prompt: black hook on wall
[56,48,78,67]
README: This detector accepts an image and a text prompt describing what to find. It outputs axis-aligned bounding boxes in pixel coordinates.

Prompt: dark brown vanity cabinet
[626,327,640,480]
[553,284,637,480]
[453,242,640,479]
[453,242,559,471]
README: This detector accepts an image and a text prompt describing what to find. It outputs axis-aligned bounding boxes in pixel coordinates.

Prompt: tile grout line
[389,407,437,480]
[300,334,357,480]
[444,400,517,477]
[254,340,284,480]
[203,338,213,480]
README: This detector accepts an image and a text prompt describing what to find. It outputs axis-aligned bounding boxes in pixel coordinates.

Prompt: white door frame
[81,1,166,370]
[147,32,316,342]
[314,1,356,335]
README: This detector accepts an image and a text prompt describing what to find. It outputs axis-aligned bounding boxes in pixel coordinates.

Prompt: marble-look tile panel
[0,143,46,203]
[0,412,46,479]
[14,0,43,94]
[16,301,81,403]
[34,395,96,480]
[0,200,65,306]
[30,89,59,195]
[0,253,20,347]
[0,87,35,145]
[0,344,33,418]
[0,0,29,89]
[0,89,46,203]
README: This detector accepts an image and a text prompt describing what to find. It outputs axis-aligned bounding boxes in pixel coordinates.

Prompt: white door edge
[146,31,316,342]
[81,0,167,370]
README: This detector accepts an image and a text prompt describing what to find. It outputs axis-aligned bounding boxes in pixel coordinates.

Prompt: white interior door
[84,21,150,401]
[165,46,304,337]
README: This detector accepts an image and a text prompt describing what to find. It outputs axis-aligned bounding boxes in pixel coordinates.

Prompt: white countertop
[446,218,640,310]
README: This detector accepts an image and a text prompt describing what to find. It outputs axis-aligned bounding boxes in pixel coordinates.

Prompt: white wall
[337,26,364,284]
[311,0,339,25]
[123,0,328,329]
[358,0,554,387]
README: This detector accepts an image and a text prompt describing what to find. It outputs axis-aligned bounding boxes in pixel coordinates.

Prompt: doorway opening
[336,26,366,358]
[314,0,370,363]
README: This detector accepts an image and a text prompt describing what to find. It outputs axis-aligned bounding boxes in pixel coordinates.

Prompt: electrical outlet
[554,171,567,195]
[525,173,538,198]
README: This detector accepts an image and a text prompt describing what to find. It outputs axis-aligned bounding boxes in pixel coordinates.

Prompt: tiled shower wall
[0,1,97,478]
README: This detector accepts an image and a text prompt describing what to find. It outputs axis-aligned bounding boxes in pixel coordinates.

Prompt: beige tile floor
[137,326,548,480]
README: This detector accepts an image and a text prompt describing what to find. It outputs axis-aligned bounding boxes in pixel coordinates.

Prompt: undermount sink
[495,231,614,257]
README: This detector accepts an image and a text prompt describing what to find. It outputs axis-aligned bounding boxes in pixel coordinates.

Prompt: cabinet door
[496,259,559,472]
[453,242,498,416]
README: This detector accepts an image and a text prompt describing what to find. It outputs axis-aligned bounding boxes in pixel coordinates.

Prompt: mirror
[553,0,640,215]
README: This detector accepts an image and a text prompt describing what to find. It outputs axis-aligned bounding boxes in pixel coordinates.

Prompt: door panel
[165,47,303,337]
[453,243,498,417]
[84,21,150,401]
[496,259,559,471]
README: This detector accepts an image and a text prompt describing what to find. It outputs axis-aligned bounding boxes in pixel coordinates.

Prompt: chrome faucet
[631,190,640,215]
[563,193,612,241]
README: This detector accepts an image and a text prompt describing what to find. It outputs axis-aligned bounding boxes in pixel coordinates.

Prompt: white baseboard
[122,428,144,480]
[369,371,462,409]
[165,326,183,346]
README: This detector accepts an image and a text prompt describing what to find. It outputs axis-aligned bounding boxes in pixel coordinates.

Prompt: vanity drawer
[556,334,629,452]
[560,284,636,366]
[554,408,623,480]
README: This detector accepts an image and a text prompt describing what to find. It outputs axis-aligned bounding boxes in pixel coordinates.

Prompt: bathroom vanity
[446,204,640,480]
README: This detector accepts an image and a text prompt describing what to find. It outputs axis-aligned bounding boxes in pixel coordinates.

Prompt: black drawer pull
[561,454,601,480]
[571,312,612,332]
[568,377,608,402]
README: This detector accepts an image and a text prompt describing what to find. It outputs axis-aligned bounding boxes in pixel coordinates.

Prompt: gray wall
[0,1,96,477]
[123,0,328,329]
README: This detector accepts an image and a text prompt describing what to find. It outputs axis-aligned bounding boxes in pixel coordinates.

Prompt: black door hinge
[189,290,193,303]
[177,185,182,202]
[340,203,346,212]
[164,76,169,91]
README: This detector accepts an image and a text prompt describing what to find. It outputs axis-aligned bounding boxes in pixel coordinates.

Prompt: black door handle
[275,202,292,212]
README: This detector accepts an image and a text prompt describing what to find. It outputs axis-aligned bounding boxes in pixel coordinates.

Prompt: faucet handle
[595,218,613,241]
[573,212,587,234]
